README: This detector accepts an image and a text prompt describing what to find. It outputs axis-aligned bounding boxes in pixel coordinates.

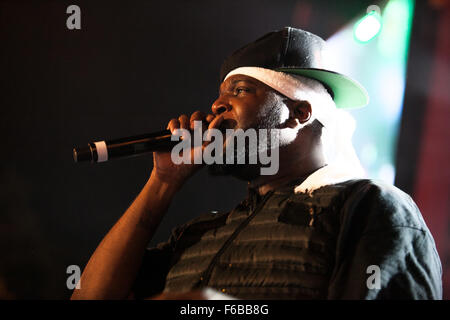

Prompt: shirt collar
[294,164,361,195]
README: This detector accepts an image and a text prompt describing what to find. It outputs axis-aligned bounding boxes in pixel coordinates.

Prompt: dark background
[0,0,448,299]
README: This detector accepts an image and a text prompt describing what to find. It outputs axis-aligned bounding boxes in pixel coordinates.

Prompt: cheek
[229,99,260,129]
[237,108,257,128]
[255,98,289,129]
[231,94,287,129]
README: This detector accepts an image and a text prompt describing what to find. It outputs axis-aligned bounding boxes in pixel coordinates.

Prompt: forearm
[71,172,179,300]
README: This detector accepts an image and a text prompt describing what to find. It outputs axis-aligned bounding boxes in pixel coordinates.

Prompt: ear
[292,100,312,124]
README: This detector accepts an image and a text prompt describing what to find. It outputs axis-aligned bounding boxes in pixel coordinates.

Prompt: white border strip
[94,141,108,162]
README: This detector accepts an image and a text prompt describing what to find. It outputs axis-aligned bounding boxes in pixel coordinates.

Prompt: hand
[151,110,224,189]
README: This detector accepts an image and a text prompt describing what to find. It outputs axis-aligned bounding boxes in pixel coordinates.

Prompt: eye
[234,87,250,95]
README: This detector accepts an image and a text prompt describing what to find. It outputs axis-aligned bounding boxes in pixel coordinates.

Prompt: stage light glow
[354,11,382,43]
[378,0,415,61]
[326,0,415,184]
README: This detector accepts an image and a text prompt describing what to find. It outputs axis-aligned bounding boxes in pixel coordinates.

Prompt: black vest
[162,180,356,299]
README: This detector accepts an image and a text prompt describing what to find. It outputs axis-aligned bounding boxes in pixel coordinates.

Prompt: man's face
[212,74,290,131]
[207,74,291,178]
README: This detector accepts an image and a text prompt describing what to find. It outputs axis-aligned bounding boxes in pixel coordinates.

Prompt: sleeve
[327,180,443,300]
[131,242,172,299]
[131,225,185,299]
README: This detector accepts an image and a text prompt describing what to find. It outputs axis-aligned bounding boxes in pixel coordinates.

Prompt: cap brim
[275,68,369,109]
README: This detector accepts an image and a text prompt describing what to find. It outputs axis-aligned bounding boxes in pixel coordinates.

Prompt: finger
[204,115,224,143]
[190,111,206,122]
[190,111,206,130]
[167,118,180,133]
[208,114,224,130]
[205,114,215,123]
[178,114,189,130]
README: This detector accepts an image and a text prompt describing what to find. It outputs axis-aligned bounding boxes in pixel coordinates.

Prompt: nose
[211,98,231,115]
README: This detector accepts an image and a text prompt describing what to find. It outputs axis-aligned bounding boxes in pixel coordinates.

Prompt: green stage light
[354,10,382,43]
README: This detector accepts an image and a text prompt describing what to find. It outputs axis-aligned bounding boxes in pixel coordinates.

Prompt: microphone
[73,130,176,163]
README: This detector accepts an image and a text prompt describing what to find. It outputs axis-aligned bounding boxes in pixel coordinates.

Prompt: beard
[207,93,285,180]
[206,147,260,180]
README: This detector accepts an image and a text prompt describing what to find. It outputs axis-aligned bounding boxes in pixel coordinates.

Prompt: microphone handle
[73,130,176,163]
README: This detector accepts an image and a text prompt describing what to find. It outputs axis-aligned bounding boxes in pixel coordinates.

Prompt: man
[71,27,442,300]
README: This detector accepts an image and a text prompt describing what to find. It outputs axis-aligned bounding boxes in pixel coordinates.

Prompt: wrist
[148,170,183,197]
[134,172,180,227]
